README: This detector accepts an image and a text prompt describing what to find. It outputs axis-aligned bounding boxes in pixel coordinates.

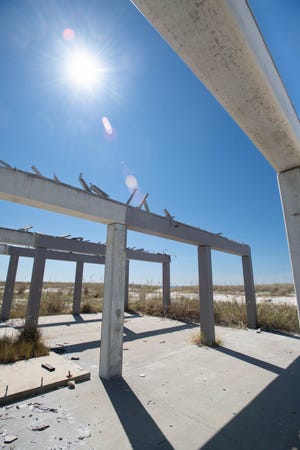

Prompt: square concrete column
[0,254,19,321]
[73,261,84,314]
[198,245,215,345]
[242,254,257,329]
[25,247,46,328]
[124,260,130,312]
[162,262,171,311]
[278,168,300,323]
[99,223,127,379]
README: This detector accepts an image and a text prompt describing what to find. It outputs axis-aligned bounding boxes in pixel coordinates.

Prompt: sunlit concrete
[0,314,299,449]
[278,168,300,322]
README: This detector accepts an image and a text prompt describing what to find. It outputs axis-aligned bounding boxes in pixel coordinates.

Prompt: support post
[124,260,130,312]
[73,261,84,314]
[198,245,215,345]
[242,254,257,328]
[99,223,127,379]
[0,254,19,321]
[278,168,300,323]
[25,247,46,328]
[162,261,171,310]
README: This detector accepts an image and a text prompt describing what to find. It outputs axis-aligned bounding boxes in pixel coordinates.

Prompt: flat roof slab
[0,314,299,449]
[0,352,90,405]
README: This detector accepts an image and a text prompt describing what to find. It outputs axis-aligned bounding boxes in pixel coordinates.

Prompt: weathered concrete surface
[0,314,299,449]
[0,353,90,406]
[278,167,300,322]
[131,0,300,173]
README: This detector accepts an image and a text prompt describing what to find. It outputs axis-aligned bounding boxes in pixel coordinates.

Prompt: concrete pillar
[124,260,130,312]
[278,168,300,323]
[0,254,19,321]
[198,245,215,345]
[242,254,257,329]
[73,261,84,314]
[25,247,46,328]
[99,223,127,379]
[162,262,171,311]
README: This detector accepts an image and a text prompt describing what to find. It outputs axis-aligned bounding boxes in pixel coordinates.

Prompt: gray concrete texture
[0,313,299,449]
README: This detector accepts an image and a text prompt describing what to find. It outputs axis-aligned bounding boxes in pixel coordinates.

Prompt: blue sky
[0,0,299,285]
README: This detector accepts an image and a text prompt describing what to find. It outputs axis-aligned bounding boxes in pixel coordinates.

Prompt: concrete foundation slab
[0,314,299,449]
[0,352,90,406]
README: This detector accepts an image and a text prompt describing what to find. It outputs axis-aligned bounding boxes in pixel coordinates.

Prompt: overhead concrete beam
[0,169,249,256]
[131,0,300,173]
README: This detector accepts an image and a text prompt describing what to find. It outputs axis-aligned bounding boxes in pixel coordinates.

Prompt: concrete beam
[0,167,126,224]
[198,246,215,345]
[0,227,171,263]
[126,208,249,256]
[0,170,249,256]
[278,168,300,322]
[100,223,127,379]
[131,0,300,173]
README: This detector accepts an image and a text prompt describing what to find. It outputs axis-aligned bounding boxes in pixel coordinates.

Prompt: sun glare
[66,48,102,91]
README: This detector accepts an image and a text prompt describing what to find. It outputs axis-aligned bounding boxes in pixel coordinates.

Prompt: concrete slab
[0,313,299,449]
[0,352,90,405]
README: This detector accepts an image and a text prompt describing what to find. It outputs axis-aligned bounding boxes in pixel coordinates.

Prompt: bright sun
[66,48,102,90]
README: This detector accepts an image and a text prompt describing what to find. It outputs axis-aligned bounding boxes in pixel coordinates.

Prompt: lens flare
[102,116,113,136]
[125,175,138,189]
[62,28,75,41]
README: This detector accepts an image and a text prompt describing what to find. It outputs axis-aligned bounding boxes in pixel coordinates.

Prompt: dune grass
[0,327,49,363]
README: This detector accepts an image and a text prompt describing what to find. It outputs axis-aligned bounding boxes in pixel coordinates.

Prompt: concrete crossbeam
[198,245,215,345]
[131,0,300,173]
[0,169,249,256]
[100,223,127,379]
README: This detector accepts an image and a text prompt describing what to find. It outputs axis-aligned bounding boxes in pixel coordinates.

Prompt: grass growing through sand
[0,282,298,334]
[0,327,49,363]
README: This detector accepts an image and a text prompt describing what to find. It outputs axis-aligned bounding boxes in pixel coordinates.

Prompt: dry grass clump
[80,300,101,314]
[0,327,49,363]
[214,300,248,328]
[191,331,223,347]
[257,302,299,333]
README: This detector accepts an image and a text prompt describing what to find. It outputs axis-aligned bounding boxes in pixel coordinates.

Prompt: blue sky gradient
[0,0,299,285]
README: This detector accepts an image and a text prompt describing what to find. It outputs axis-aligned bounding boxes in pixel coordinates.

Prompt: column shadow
[200,354,300,450]
[102,377,174,450]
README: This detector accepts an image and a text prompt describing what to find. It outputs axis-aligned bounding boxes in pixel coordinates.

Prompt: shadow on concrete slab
[54,322,198,354]
[102,378,174,450]
[215,346,284,375]
[201,356,300,450]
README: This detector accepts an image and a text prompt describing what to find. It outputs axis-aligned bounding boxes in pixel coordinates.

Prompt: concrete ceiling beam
[131,0,300,172]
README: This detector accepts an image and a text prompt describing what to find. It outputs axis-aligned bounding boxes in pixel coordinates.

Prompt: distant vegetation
[0,281,298,334]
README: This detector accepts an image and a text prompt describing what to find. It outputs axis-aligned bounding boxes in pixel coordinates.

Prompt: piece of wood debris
[41,363,55,372]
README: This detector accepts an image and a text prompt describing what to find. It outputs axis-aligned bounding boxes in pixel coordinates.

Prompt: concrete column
[73,261,84,314]
[278,168,300,323]
[198,245,215,345]
[25,247,46,328]
[99,223,127,379]
[162,262,171,311]
[242,254,257,329]
[0,254,19,321]
[124,260,130,312]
